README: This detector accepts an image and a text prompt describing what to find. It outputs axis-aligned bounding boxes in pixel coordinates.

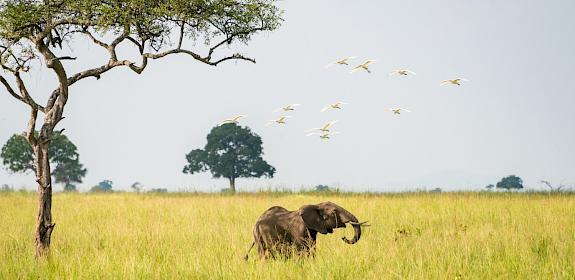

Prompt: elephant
[244,201,368,259]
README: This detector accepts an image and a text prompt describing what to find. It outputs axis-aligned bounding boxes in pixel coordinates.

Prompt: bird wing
[306,132,321,136]
[349,66,362,74]
[363,60,375,66]
[399,108,411,112]
[440,80,450,85]
[323,120,338,129]
[458,78,469,82]
[321,106,331,112]
[340,56,356,62]
[407,70,417,75]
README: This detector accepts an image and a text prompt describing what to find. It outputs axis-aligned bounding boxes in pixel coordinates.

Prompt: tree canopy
[0,0,282,75]
[496,175,524,191]
[183,123,275,192]
[1,133,87,191]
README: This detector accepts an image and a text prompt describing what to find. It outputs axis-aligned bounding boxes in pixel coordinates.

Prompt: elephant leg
[294,237,316,257]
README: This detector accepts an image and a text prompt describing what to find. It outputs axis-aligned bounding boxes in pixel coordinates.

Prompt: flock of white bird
[219,56,469,140]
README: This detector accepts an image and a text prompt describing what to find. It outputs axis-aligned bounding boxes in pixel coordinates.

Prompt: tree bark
[33,141,55,257]
[229,177,236,193]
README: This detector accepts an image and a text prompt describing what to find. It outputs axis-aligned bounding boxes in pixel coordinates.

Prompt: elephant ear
[299,205,329,234]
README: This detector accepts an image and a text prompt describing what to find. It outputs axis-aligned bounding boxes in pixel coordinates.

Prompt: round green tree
[496,175,524,191]
[1,133,87,192]
[183,123,275,192]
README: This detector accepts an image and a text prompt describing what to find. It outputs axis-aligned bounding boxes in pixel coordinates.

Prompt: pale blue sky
[1,0,574,192]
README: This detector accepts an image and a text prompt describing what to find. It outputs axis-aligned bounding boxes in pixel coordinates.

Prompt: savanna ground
[1,192,574,279]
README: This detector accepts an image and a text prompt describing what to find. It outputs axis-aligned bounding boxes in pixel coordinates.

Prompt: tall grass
[1,192,573,279]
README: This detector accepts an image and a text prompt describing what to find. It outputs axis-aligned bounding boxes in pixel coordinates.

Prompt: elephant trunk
[339,210,362,244]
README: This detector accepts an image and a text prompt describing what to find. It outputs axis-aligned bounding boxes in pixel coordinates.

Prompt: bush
[314,185,331,192]
[148,188,168,193]
[90,180,113,193]
[1,184,13,192]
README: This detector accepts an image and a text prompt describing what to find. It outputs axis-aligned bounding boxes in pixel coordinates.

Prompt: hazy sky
[1,0,574,192]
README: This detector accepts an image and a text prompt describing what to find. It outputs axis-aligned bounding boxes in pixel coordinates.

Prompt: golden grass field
[1,192,574,279]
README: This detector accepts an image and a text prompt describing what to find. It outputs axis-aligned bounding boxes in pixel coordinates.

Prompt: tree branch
[207,27,266,60]
[14,72,45,111]
[48,56,77,63]
[177,22,185,49]
[26,108,38,146]
[111,25,130,47]
[0,75,24,102]
[80,30,109,50]
[68,59,134,86]
[0,73,44,112]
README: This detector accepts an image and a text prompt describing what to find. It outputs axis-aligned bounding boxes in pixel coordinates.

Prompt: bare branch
[207,27,266,60]
[111,25,131,47]
[126,36,145,54]
[79,30,109,50]
[211,53,256,65]
[67,59,134,86]
[14,72,45,111]
[177,22,185,49]
[48,56,77,63]
[540,180,553,190]
[0,73,44,111]
[0,75,25,103]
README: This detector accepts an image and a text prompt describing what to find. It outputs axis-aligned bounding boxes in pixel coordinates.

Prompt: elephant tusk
[349,221,371,227]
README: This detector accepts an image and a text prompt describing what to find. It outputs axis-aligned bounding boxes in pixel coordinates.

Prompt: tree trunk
[229,177,236,193]
[30,39,69,257]
[33,141,55,257]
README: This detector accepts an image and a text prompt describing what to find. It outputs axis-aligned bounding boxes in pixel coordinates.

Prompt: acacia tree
[0,0,281,257]
[183,123,275,192]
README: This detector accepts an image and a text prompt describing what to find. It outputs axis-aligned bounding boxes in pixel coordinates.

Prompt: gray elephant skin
[245,201,365,259]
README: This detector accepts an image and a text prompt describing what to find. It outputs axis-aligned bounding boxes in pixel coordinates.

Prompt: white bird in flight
[306,120,339,133]
[325,56,356,68]
[388,108,411,115]
[389,69,417,76]
[274,104,301,112]
[350,60,376,74]
[306,131,340,140]
[321,101,348,112]
[441,78,469,86]
[266,116,292,126]
[219,115,246,126]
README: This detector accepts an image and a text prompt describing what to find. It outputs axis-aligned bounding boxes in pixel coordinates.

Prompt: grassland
[1,192,574,279]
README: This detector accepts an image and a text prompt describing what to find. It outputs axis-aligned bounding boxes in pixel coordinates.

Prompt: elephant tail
[244,242,255,261]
